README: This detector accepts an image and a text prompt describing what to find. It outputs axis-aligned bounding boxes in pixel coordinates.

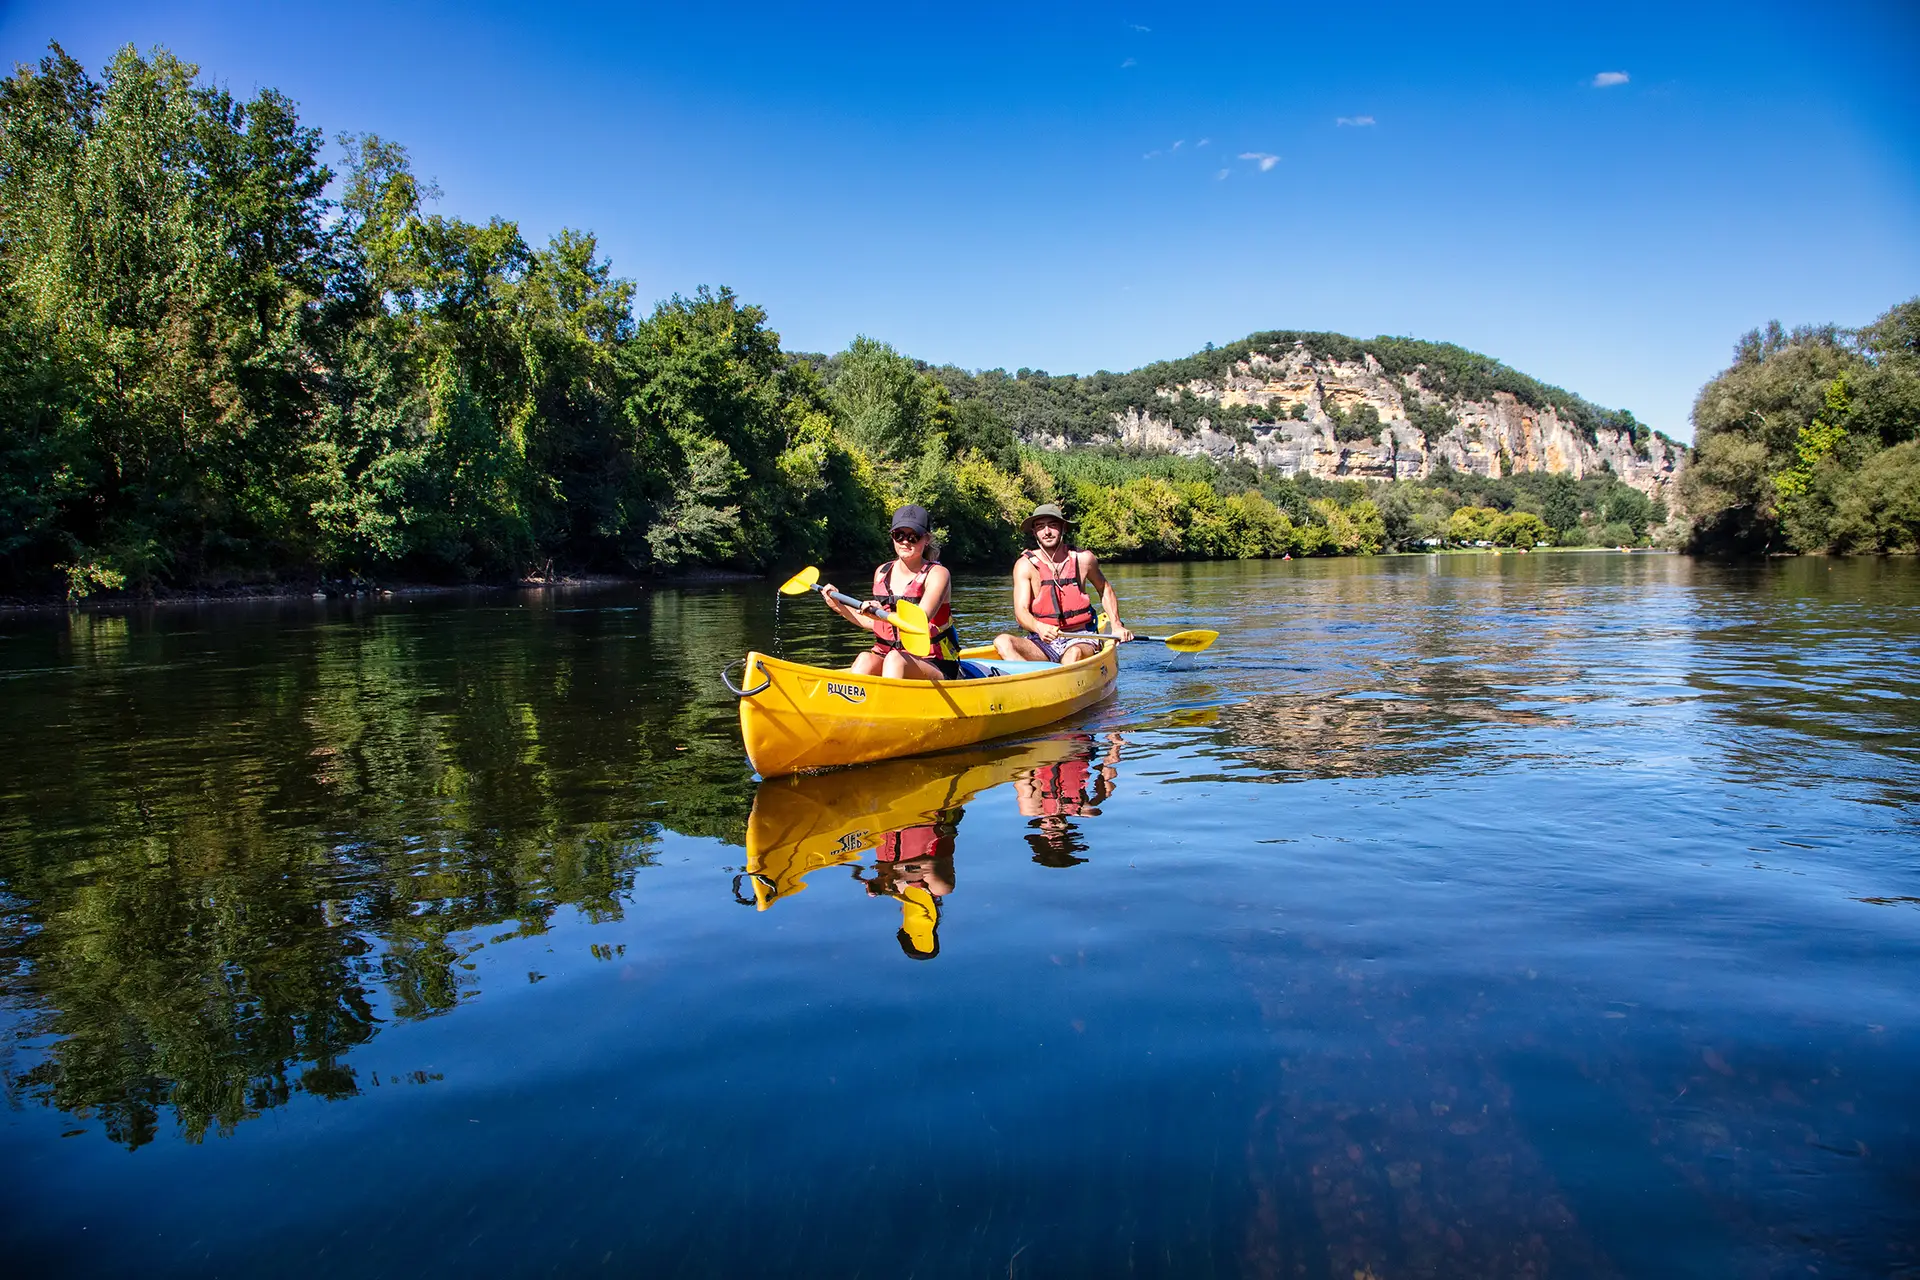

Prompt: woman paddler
[820,504,963,680]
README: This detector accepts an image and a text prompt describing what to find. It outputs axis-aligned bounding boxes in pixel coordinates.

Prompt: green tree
[0,43,341,587]
[1683,301,1920,555]
[827,336,951,465]
[1827,440,1920,552]
[1447,505,1500,544]
[1493,511,1550,547]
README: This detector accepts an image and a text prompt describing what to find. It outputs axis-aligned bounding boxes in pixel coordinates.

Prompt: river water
[1,554,1915,1277]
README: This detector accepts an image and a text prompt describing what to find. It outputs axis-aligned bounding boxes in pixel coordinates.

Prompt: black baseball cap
[890,505,931,537]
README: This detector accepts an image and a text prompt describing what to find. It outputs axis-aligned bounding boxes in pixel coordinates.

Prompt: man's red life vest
[1024,548,1096,634]
[870,560,960,660]
[875,823,954,863]
[1031,756,1094,816]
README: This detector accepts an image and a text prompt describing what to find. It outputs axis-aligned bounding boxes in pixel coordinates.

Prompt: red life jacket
[1024,549,1096,633]
[1032,756,1094,816]
[875,823,953,863]
[870,560,960,660]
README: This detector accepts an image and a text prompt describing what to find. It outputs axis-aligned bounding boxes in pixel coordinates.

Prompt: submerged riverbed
[1,554,1915,1277]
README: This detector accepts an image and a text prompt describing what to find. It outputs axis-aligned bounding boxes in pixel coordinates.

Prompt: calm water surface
[1,555,1916,1277]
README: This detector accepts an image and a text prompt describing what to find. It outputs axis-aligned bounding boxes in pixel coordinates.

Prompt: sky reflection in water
[0,555,1915,1277]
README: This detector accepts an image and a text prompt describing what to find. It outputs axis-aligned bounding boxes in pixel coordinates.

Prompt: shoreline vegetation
[0,548,1675,615]
[3,46,1915,606]
[1682,306,1920,556]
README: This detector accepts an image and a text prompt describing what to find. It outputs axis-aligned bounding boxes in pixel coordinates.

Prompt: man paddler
[992,503,1132,664]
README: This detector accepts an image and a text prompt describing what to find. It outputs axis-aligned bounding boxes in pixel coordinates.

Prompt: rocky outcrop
[1046,346,1685,501]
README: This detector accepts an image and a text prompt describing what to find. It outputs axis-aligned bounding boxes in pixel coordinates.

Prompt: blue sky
[6,1,1917,439]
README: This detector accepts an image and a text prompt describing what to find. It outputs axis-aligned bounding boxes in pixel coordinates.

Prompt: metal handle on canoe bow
[732,871,776,905]
[721,657,772,697]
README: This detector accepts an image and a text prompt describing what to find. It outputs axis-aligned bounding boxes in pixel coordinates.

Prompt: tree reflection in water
[0,593,758,1147]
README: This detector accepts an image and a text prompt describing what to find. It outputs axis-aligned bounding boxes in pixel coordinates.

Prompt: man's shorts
[1030,633,1101,662]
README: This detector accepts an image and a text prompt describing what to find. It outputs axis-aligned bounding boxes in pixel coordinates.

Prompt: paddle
[778,566,933,658]
[1057,628,1219,655]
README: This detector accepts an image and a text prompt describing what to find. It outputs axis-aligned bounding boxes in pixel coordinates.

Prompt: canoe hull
[737,644,1117,776]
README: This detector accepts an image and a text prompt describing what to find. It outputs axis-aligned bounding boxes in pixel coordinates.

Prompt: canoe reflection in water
[740,734,1125,958]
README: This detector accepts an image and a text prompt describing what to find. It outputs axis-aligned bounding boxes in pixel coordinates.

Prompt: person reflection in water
[1015,733,1124,867]
[853,810,959,960]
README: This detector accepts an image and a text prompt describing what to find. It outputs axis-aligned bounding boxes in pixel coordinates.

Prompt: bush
[1829,440,1920,552]
[1447,506,1500,544]
[1493,511,1550,547]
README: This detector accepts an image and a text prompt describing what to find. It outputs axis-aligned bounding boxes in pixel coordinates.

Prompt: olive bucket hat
[1020,502,1070,536]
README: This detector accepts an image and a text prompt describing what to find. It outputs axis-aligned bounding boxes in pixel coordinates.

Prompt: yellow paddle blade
[891,598,932,658]
[777,566,821,596]
[1160,629,1219,654]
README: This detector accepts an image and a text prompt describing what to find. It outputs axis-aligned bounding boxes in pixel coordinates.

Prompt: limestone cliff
[1033,343,1686,502]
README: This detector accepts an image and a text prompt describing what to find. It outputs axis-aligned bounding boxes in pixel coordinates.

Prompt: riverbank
[0,569,764,615]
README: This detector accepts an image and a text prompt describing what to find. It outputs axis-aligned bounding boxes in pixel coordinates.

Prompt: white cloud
[1239,151,1279,171]
[1129,23,1151,32]
[1142,150,1161,160]
[1335,115,1376,127]
[1592,71,1629,87]
[1120,57,1137,68]
[1197,137,1211,148]
[1171,139,1185,150]
[1215,168,1230,180]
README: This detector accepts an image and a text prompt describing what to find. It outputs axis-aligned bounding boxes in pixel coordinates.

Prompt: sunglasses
[891,529,924,543]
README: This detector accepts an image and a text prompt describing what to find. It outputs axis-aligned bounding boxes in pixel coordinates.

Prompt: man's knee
[995,633,1045,662]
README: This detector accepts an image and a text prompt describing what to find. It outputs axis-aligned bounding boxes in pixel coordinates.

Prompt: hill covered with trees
[805,332,1685,507]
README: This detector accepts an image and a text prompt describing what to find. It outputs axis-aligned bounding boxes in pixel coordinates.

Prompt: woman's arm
[920,565,953,626]
[819,583,881,634]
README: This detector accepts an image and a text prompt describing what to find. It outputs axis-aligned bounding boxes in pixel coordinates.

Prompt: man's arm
[1082,555,1133,641]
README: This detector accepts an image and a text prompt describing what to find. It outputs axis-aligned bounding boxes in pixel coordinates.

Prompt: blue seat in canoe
[958,658,1058,679]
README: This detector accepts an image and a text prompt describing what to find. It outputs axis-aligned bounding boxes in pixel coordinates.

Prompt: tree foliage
[1683,300,1920,554]
[0,46,895,594]
[0,43,1726,597]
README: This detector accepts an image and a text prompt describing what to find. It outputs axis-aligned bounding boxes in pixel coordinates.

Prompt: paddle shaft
[1053,627,1217,654]
[818,583,890,619]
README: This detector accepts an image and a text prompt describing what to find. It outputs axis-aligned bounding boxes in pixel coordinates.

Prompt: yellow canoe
[733,643,1117,777]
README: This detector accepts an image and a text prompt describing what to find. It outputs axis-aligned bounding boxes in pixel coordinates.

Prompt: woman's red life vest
[875,823,953,863]
[870,560,960,660]
[1024,549,1096,634]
